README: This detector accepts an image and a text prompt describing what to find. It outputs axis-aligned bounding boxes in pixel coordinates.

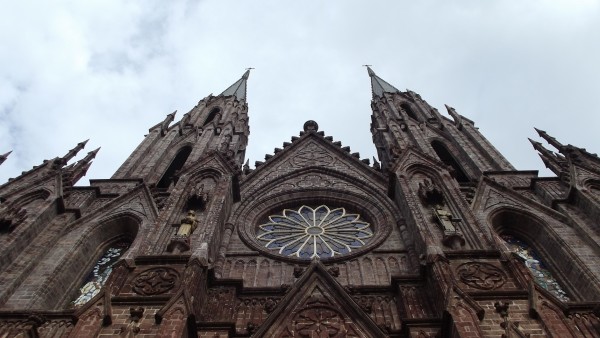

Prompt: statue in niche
[418,179,444,205]
[432,203,465,249]
[433,204,458,232]
[167,177,215,253]
[418,179,465,249]
[176,210,198,237]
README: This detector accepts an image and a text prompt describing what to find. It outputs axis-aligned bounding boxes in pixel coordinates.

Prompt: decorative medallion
[256,205,373,259]
[132,267,179,295]
[456,262,507,290]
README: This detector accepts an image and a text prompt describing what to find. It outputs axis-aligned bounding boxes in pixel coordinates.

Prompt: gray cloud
[1,1,598,184]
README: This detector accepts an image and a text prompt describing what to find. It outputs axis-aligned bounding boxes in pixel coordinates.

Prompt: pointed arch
[71,239,131,306]
[490,209,577,301]
[25,213,142,309]
[400,102,418,120]
[68,213,139,307]
[431,140,470,183]
[156,146,192,189]
[203,107,221,126]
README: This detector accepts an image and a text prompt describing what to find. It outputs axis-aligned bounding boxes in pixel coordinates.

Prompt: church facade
[0,69,599,337]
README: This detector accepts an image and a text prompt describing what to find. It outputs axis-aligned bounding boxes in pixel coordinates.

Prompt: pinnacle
[0,151,11,166]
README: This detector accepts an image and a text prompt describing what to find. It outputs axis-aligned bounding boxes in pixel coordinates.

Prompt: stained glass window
[502,235,570,301]
[256,205,373,259]
[72,240,130,306]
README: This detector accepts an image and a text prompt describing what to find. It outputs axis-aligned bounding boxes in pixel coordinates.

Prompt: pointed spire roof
[0,151,11,166]
[366,66,400,98]
[534,128,564,151]
[528,138,566,176]
[59,139,88,164]
[220,69,250,101]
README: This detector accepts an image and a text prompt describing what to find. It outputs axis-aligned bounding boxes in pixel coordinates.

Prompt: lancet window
[157,146,192,189]
[203,107,220,126]
[431,141,469,183]
[400,103,418,120]
[72,240,130,306]
[501,234,570,301]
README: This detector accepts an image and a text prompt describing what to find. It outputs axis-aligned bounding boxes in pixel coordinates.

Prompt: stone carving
[292,143,334,167]
[415,178,465,248]
[119,307,144,337]
[297,174,332,188]
[327,266,340,278]
[132,268,179,295]
[294,307,345,335]
[433,205,458,233]
[417,179,444,206]
[176,210,198,237]
[0,203,27,232]
[456,262,507,290]
[264,298,277,314]
[432,204,465,249]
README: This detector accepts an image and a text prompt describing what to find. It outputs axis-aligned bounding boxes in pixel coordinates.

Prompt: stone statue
[177,210,198,236]
[433,205,457,232]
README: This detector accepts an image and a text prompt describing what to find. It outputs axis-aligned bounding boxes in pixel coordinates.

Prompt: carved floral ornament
[456,262,507,290]
[256,205,373,259]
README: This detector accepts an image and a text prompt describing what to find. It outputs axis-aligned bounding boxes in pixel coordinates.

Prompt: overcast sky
[1,1,599,185]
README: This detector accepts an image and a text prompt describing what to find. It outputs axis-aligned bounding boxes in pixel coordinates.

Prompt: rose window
[256,205,373,259]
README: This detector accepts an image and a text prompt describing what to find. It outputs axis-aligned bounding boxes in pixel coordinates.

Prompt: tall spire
[366,66,400,98]
[220,69,251,101]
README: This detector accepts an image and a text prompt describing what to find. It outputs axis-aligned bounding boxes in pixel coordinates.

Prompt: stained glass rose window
[256,205,373,259]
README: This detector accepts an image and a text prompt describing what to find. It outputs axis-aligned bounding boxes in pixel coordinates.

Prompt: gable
[255,260,385,337]
[241,132,386,200]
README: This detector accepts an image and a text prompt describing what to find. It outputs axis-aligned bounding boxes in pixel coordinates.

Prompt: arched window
[203,107,220,126]
[400,103,418,120]
[72,239,131,306]
[431,141,469,183]
[157,146,192,189]
[501,234,569,301]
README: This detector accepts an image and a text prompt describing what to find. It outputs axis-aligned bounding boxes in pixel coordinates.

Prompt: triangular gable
[254,259,385,337]
[180,150,240,179]
[473,177,566,222]
[242,131,386,196]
